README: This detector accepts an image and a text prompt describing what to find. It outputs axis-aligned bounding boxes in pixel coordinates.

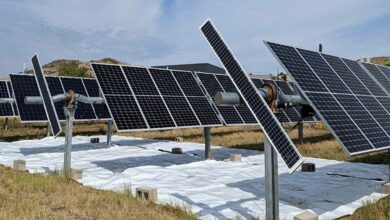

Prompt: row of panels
[266,41,390,155]
[9,74,111,122]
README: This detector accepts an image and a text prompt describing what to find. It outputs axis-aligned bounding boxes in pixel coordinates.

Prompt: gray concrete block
[13,160,26,171]
[136,186,158,202]
[294,210,318,220]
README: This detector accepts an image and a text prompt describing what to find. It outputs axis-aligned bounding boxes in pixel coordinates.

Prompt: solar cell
[164,96,200,126]
[31,55,62,136]
[122,66,159,96]
[376,65,390,80]
[171,70,205,97]
[251,78,263,89]
[357,95,390,137]
[149,68,183,96]
[60,77,97,120]
[136,96,176,129]
[201,19,303,172]
[186,97,222,125]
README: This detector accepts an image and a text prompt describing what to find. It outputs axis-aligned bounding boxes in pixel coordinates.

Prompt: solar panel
[10,74,47,122]
[251,78,263,89]
[60,77,97,120]
[82,78,111,120]
[31,55,62,136]
[201,19,303,172]
[6,81,18,116]
[0,81,14,117]
[265,41,390,155]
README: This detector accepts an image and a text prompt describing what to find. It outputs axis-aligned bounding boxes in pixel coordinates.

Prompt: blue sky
[0,0,389,77]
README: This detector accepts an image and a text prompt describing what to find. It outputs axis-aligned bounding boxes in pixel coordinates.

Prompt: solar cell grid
[196,72,224,97]
[122,66,159,96]
[171,70,205,97]
[296,48,351,94]
[357,95,390,136]
[334,94,390,149]
[136,96,176,129]
[341,59,387,97]
[149,68,183,96]
[201,20,302,171]
[251,78,263,89]
[306,92,373,153]
[187,97,222,125]
[91,64,131,95]
[10,74,47,122]
[164,96,200,126]
[321,54,371,96]
[376,65,390,80]
[266,42,327,93]
[0,81,13,117]
[361,63,390,95]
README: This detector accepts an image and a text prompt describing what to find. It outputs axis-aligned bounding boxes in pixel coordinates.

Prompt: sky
[0,0,389,77]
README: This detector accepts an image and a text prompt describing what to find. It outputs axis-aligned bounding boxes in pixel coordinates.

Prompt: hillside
[371,56,390,66]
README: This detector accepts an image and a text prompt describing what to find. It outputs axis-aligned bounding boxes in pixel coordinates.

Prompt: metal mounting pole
[204,127,211,159]
[47,123,52,137]
[64,106,76,175]
[264,134,279,220]
[3,118,8,131]
[298,119,303,146]
[106,119,113,148]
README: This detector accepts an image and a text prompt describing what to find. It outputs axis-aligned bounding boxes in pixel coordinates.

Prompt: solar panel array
[0,80,17,117]
[91,64,223,132]
[266,41,390,155]
[10,74,111,123]
[200,19,303,172]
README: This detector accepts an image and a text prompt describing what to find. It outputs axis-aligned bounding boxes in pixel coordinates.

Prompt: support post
[3,117,8,131]
[264,134,279,220]
[204,127,211,159]
[298,119,303,147]
[47,123,52,137]
[64,107,76,175]
[106,119,113,148]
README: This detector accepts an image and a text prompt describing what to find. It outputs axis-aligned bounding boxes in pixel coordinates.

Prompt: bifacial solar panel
[82,78,111,120]
[0,81,14,117]
[376,65,390,80]
[6,81,18,116]
[266,41,390,155]
[31,55,62,136]
[201,19,303,172]
[10,74,47,122]
[250,78,263,89]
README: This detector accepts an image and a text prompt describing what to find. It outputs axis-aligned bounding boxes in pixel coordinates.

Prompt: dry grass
[0,165,196,220]
[338,196,390,220]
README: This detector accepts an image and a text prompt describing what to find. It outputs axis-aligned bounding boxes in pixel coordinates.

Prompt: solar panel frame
[201,19,303,173]
[6,81,18,117]
[31,55,62,137]
[265,41,390,155]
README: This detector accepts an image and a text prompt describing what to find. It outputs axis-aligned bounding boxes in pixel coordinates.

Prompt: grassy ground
[0,119,389,219]
[0,165,196,220]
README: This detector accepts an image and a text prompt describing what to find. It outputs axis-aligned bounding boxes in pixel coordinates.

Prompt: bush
[58,61,89,78]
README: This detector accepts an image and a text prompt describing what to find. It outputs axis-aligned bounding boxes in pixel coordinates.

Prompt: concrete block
[175,137,184,142]
[70,168,83,180]
[294,210,318,220]
[90,137,100,143]
[172,147,183,154]
[136,187,158,202]
[382,182,390,194]
[301,163,316,172]
[230,154,241,162]
[13,160,26,171]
